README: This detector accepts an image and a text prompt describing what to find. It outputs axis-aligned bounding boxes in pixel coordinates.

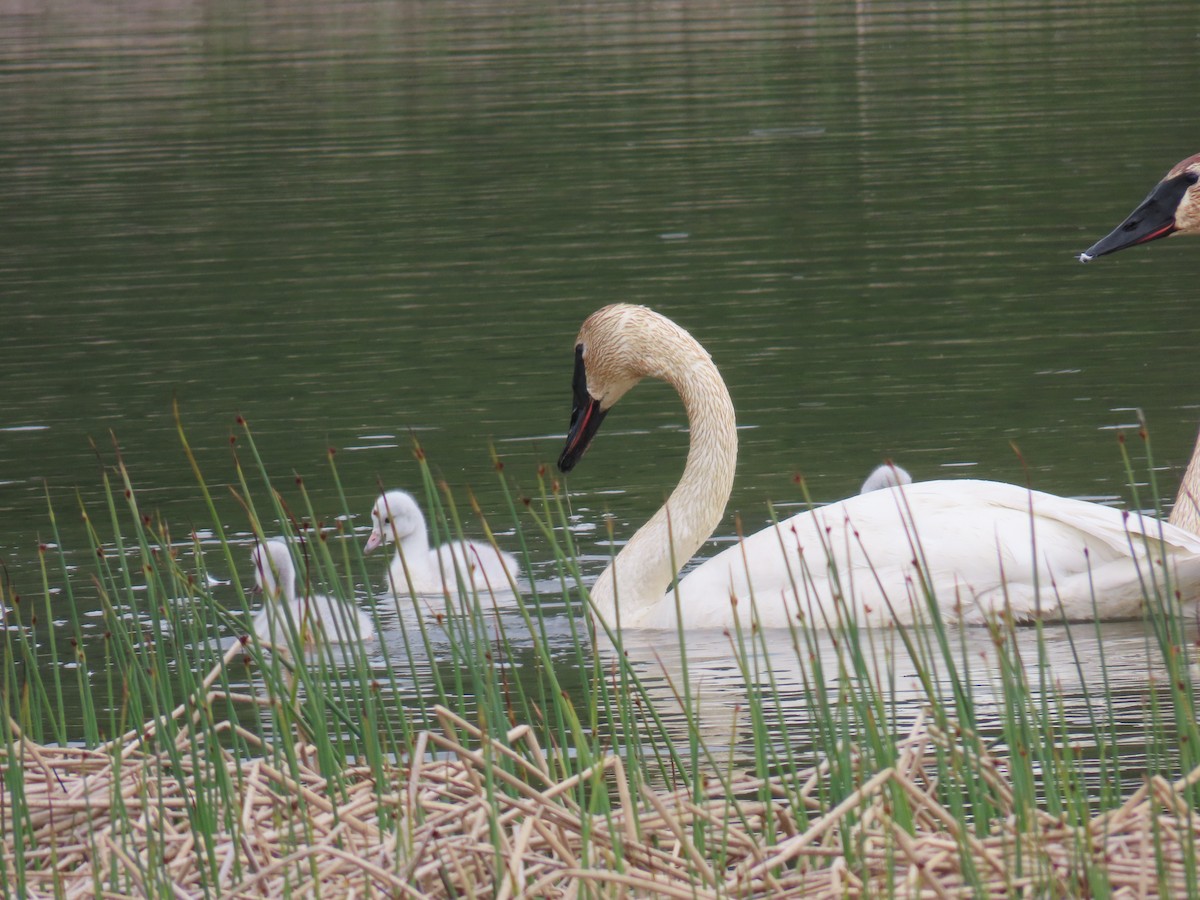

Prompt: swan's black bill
[558,344,608,473]
[1080,171,1198,261]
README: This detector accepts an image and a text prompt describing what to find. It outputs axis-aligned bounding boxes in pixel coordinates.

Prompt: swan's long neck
[265,551,297,605]
[1169,427,1200,535]
[388,521,442,592]
[591,352,737,626]
[397,526,433,571]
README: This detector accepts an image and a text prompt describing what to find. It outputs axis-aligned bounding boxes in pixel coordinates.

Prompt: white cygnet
[250,538,375,646]
[364,489,520,596]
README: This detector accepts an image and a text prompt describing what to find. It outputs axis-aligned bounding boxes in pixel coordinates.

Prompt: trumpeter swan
[556,304,1200,630]
[364,489,520,596]
[1080,151,1200,262]
[1080,150,1200,534]
[860,463,913,494]
[250,538,376,646]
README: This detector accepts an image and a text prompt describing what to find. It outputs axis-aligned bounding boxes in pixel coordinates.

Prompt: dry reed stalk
[10,682,1200,897]
[739,765,897,880]
[95,640,247,756]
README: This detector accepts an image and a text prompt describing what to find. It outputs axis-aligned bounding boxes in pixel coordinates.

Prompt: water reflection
[602,619,1175,772]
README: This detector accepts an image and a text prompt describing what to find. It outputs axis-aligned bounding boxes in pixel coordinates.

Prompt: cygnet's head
[251,538,294,599]
[364,490,427,554]
[860,463,913,494]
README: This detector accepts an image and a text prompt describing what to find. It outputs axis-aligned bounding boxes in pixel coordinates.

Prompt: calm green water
[3,1,1200,747]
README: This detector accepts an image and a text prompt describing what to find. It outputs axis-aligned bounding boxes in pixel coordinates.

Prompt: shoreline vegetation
[10,687,1200,898]
[3,417,1200,897]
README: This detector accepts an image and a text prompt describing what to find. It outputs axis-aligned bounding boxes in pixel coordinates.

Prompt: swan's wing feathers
[675,479,1200,626]
[441,539,519,572]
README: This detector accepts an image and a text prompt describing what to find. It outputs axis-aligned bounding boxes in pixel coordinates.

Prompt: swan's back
[253,594,376,647]
[860,464,913,494]
[663,480,1200,629]
[388,538,520,596]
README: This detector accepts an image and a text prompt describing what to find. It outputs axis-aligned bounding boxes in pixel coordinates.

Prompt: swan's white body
[860,463,912,494]
[250,538,376,646]
[655,479,1200,628]
[557,304,1200,630]
[364,489,520,596]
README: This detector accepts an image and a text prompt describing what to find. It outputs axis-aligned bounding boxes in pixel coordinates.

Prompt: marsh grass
[2,414,1200,897]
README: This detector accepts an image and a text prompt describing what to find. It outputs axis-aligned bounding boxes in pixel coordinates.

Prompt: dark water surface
[3,0,1200,749]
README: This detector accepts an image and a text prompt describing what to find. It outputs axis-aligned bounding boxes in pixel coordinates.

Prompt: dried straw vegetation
[5,673,1200,899]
